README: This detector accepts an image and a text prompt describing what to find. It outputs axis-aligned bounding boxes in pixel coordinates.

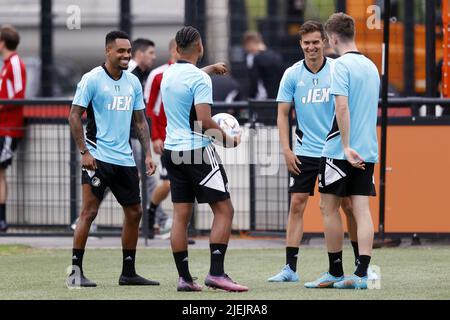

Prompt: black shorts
[318,157,376,197]
[81,159,141,206]
[0,137,20,169]
[163,144,230,204]
[159,153,169,180]
[289,155,320,196]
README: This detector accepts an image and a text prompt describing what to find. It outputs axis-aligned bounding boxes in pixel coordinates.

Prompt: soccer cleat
[267,265,299,282]
[119,274,160,286]
[304,272,344,288]
[177,277,202,292]
[66,273,97,288]
[333,275,368,289]
[0,220,8,232]
[204,273,249,292]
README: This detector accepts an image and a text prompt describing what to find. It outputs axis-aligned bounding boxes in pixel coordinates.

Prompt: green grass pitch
[0,244,449,300]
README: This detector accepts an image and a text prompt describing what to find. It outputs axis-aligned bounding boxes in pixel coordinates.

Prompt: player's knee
[162,180,171,193]
[80,208,98,223]
[319,199,327,215]
[126,206,142,224]
[290,194,308,215]
[341,198,353,216]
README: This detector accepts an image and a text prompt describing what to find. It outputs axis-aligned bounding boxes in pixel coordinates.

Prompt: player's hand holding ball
[212,113,242,148]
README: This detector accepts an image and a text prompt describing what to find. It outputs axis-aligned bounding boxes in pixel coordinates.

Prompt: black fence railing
[0,98,449,237]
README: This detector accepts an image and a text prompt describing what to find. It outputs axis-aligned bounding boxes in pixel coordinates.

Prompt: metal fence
[1,98,450,237]
[0,99,291,236]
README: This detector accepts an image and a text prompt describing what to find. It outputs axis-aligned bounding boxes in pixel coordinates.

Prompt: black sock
[121,249,137,277]
[173,251,192,282]
[148,203,157,229]
[354,255,371,277]
[328,251,344,277]
[209,243,227,276]
[0,203,6,222]
[71,248,85,274]
[351,241,359,266]
[286,247,299,272]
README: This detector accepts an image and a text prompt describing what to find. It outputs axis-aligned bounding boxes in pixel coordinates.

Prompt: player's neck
[1,50,15,60]
[337,42,358,56]
[177,55,198,65]
[304,56,325,74]
[104,61,123,80]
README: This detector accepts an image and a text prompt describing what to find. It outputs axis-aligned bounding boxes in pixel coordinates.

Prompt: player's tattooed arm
[69,104,97,170]
[68,105,88,153]
[133,110,156,175]
[133,110,152,156]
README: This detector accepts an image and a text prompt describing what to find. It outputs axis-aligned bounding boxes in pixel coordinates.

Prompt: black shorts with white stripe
[0,136,20,169]
[159,152,169,181]
[288,155,320,196]
[163,144,230,204]
[318,157,376,197]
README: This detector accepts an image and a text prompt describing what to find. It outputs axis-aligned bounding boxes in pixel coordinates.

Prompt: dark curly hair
[175,26,201,51]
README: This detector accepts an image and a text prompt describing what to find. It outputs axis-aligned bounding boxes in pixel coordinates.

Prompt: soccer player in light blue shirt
[309,13,381,290]
[270,21,359,284]
[68,31,158,288]
[161,26,247,292]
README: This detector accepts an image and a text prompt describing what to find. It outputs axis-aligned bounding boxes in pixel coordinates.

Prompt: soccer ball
[212,113,241,138]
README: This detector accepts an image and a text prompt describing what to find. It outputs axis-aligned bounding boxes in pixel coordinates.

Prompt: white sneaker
[70,218,97,233]
[367,266,378,280]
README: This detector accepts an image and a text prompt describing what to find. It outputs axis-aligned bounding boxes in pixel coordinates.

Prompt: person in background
[242,31,283,100]
[0,25,27,232]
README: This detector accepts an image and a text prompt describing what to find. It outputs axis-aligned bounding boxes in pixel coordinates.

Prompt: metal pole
[40,0,53,97]
[120,0,132,37]
[378,0,391,241]
[184,0,207,64]
[403,1,415,96]
[69,136,78,226]
[336,0,346,12]
[185,0,197,26]
[249,101,256,231]
[425,0,437,115]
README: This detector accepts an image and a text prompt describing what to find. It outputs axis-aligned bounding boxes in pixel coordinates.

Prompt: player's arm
[335,95,365,170]
[68,104,97,170]
[195,104,240,148]
[201,62,227,75]
[277,102,301,175]
[133,109,156,175]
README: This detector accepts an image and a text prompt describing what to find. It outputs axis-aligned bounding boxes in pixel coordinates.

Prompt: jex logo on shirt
[107,95,132,111]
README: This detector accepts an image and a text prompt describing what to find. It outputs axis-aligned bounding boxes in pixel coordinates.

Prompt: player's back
[161,61,213,151]
[324,52,380,163]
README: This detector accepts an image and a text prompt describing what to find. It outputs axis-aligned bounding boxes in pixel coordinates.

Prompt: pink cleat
[177,277,203,292]
[204,274,249,292]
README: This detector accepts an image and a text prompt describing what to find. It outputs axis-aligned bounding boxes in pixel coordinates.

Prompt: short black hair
[0,25,20,51]
[175,26,201,51]
[105,30,130,47]
[131,38,155,57]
